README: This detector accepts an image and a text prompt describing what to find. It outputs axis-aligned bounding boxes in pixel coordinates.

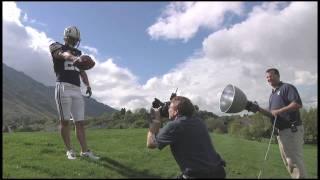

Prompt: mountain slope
[3,64,116,124]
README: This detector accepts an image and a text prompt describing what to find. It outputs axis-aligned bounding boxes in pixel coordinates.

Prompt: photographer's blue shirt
[155,116,224,173]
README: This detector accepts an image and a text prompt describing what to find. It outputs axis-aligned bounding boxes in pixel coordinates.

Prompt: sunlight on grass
[3,129,318,178]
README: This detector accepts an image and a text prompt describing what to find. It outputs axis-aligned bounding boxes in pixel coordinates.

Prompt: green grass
[3,129,318,178]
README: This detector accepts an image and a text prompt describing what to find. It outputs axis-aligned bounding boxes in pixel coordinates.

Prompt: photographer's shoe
[66,149,77,160]
[80,150,100,160]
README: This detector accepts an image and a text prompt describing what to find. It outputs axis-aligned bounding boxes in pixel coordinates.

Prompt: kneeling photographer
[146,96,226,179]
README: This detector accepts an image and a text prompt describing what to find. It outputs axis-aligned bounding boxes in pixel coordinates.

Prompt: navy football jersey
[49,42,82,86]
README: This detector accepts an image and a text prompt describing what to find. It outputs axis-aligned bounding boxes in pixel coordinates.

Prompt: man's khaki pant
[277,125,307,179]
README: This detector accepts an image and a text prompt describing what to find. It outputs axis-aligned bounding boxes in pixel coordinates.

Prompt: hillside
[3,63,116,125]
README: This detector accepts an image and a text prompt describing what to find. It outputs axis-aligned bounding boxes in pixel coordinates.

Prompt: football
[74,55,95,70]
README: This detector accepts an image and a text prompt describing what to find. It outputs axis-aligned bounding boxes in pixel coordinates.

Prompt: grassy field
[3,128,318,178]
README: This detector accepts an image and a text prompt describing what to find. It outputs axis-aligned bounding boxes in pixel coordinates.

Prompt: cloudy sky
[3,1,318,115]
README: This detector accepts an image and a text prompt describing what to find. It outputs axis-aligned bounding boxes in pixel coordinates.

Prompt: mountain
[3,63,116,125]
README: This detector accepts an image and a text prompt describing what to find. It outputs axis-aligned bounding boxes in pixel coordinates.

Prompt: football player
[49,26,99,160]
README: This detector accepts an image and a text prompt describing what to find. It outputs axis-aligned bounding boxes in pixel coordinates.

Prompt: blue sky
[4,2,317,114]
[17,2,214,83]
[16,2,267,84]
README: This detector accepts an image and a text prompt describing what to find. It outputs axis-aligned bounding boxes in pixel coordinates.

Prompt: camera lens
[160,102,170,118]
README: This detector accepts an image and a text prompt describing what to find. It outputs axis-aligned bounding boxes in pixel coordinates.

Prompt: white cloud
[203,2,317,71]
[85,59,150,110]
[294,71,317,85]
[147,2,244,41]
[3,2,318,116]
[22,13,28,22]
[143,1,317,114]
[3,2,56,86]
[3,1,23,26]
[25,26,53,53]
[80,45,99,55]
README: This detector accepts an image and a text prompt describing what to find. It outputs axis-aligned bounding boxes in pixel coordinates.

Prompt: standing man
[247,68,307,178]
[49,26,99,160]
[147,96,226,179]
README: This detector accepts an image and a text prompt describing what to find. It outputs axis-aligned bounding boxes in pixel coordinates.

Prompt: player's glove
[86,86,92,98]
[245,101,260,113]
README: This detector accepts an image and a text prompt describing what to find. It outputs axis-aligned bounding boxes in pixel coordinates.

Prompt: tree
[205,118,227,134]
[120,108,126,115]
[240,126,251,139]
[196,110,219,120]
[229,119,242,136]
[112,111,123,121]
[302,107,317,144]
[248,113,272,141]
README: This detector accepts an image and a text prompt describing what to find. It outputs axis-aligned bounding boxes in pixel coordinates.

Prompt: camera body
[152,98,171,117]
[152,89,178,118]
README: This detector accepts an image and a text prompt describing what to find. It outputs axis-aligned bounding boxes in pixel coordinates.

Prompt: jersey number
[64,61,80,72]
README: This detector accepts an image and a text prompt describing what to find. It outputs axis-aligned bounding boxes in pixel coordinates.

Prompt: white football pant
[55,82,84,121]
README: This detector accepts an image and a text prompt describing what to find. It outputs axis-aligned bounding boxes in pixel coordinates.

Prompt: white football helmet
[64,26,81,48]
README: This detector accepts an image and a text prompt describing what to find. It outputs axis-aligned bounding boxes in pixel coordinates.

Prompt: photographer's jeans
[176,166,226,179]
[277,125,307,178]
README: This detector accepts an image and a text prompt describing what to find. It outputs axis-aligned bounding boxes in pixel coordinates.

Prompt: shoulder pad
[49,42,63,53]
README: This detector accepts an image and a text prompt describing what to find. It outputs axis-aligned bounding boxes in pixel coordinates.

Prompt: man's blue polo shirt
[269,81,302,130]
